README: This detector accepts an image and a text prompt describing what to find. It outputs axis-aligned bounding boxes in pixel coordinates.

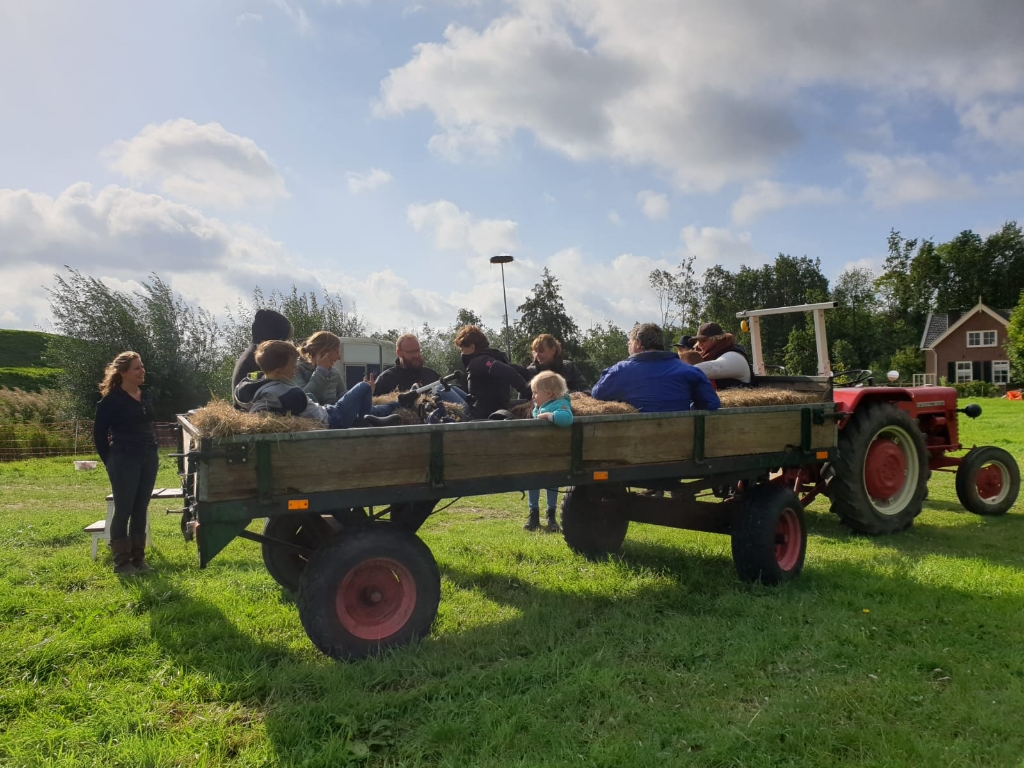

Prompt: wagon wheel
[560,484,630,560]
[731,484,806,584]
[261,513,341,593]
[955,446,1021,516]
[829,402,928,534]
[297,527,441,660]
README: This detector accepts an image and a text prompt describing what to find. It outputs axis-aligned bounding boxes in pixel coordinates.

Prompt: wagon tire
[955,446,1020,516]
[297,527,440,660]
[262,514,340,593]
[561,485,629,560]
[830,402,928,534]
[732,485,806,585]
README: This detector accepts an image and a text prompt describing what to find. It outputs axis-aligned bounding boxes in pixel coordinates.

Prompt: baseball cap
[672,335,694,349]
[694,322,725,340]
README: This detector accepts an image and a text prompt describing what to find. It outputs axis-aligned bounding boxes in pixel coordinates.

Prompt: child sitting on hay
[235,341,402,428]
[524,370,573,533]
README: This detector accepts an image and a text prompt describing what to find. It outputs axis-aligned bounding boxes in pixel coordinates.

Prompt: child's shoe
[523,508,541,531]
[544,508,560,533]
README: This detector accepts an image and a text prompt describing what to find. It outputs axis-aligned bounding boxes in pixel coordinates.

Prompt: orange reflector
[593,471,609,481]
[288,499,309,510]
[816,451,828,459]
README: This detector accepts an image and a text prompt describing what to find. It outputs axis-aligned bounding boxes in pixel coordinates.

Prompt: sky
[2,0,1023,337]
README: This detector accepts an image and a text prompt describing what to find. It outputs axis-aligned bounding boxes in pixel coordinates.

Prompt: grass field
[1,401,1023,767]
[0,329,62,392]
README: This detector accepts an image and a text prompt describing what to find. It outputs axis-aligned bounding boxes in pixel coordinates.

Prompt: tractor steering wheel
[832,369,873,387]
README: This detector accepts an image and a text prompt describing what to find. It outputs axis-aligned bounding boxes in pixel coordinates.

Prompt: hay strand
[187,399,325,438]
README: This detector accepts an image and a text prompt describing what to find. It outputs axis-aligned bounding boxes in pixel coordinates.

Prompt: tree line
[41,221,1024,419]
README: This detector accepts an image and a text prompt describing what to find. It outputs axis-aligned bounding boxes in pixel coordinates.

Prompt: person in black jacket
[454,325,531,419]
[93,351,159,576]
[231,309,293,407]
[525,334,591,394]
[374,334,469,408]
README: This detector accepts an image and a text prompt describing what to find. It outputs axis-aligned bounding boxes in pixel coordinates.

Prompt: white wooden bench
[85,487,184,559]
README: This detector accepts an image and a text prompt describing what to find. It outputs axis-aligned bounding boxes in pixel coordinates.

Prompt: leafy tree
[888,346,925,380]
[831,339,857,373]
[649,255,700,332]
[1005,292,1024,383]
[45,269,222,419]
[828,267,880,368]
[783,326,818,376]
[580,322,629,379]
[513,268,584,366]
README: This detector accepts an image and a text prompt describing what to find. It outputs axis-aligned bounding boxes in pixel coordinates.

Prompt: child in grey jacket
[235,341,400,428]
[294,331,347,404]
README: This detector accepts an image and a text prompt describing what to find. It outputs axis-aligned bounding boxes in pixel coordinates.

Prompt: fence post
[74,419,79,457]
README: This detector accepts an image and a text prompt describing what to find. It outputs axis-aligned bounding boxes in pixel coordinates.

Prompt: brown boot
[109,538,138,576]
[130,536,154,574]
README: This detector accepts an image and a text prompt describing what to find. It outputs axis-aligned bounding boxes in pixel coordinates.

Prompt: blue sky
[2,0,1023,335]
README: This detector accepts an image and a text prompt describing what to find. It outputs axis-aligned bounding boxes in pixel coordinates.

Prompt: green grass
[0,367,62,392]
[2,401,1024,767]
[0,329,62,392]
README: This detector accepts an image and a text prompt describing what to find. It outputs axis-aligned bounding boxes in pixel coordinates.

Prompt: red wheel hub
[336,558,417,641]
[975,465,1004,500]
[774,509,801,571]
[864,438,908,499]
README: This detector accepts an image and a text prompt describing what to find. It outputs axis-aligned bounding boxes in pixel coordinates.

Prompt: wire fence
[0,421,180,462]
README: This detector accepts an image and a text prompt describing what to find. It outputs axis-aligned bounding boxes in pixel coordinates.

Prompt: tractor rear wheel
[561,484,630,560]
[830,402,928,534]
[955,446,1021,516]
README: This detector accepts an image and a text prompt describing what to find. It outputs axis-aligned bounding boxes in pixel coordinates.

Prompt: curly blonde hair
[99,352,140,397]
[297,331,341,363]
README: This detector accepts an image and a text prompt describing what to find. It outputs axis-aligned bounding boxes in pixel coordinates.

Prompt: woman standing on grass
[93,351,158,576]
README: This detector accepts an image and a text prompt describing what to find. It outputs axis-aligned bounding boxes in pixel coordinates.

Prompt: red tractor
[738,302,1021,534]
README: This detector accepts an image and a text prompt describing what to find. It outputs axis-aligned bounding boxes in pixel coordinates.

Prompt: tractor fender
[832,387,914,426]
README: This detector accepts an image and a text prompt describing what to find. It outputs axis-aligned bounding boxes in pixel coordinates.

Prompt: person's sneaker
[523,508,541,531]
[362,413,403,427]
[544,509,560,533]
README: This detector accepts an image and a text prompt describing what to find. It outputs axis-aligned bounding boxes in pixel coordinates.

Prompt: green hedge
[0,367,62,392]
[0,329,57,368]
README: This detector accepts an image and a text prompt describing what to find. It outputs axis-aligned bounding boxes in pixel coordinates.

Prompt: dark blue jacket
[591,351,720,413]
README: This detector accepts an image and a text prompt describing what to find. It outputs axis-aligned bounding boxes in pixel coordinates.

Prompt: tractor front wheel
[955,446,1021,516]
[297,527,441,660]
[830,402,928,534]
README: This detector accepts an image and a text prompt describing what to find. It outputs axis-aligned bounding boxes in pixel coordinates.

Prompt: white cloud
[407,200,519,257]
[607,210,622,225]
[108,119,288,209]
[541,191,556,204]
[377,1,1024,190]
[961,102,1024,149]
[847,152,978,208]
[346,168,393,193]
[680,225,765,273]
[236,12,263,25]
[636,190,670,220]
[731,180,845,224]
[269,0,313,36]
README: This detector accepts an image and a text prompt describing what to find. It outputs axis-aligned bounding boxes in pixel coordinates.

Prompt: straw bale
[718,387,824,407]
[188,399,325,438]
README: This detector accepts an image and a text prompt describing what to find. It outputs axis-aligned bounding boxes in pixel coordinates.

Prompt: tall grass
[0,400,1022,766]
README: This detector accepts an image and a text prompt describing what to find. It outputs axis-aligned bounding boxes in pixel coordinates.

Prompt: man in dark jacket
[525,333,590,393]
[373,334,441,394]
[592,323,720,412]
[454,325,532,419]
[374,334,469,408]
[231,309,293,408]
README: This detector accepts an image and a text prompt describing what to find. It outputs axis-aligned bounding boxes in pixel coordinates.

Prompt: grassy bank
[1,401,1023,767]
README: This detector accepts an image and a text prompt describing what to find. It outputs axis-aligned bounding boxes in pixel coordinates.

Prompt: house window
[993,361,1010,385]
[956,361,973,383]
[967,330,998,347]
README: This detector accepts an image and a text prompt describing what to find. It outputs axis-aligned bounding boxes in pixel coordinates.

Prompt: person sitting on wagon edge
[454,325,532,420]
[691,322,753,390]
[591,322,720,412]
[373,333,469,408]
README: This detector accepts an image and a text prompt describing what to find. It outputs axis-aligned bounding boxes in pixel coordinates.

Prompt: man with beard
[374,334,469,407]
[454,325,532,420]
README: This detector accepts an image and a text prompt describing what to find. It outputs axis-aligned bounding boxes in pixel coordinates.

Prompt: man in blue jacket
[592,323,720,412]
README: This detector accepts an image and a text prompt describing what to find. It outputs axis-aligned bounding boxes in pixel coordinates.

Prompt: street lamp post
[489,254,514,359]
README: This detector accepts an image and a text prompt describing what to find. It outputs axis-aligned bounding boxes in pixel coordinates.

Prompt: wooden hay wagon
[174,401,837,659]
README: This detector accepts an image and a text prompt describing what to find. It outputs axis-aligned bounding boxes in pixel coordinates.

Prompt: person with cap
[673,335,703,366]
[691,322,753,390]
[591,322,719,413]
